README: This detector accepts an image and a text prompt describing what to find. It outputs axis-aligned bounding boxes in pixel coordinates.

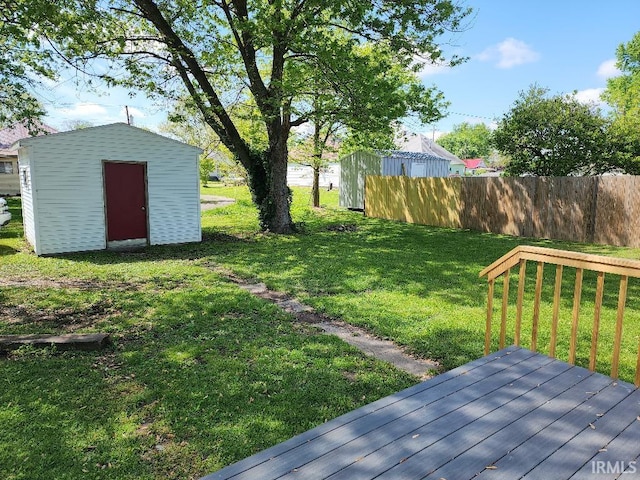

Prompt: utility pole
[125,106,131,125]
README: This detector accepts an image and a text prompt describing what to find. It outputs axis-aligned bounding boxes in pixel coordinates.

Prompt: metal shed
[15,123,203,255]
[339,150,450,210]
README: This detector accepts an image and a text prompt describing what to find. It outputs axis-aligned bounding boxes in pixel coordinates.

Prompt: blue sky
[41,0,640,137]
[416,0,640,137]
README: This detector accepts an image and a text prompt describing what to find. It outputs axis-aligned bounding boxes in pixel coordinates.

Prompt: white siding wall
[17,149,37,252]
[20,123,201,255]
[339,151,382,209]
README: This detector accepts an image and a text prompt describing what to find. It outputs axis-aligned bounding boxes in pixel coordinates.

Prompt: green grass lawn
[2,185,640,478]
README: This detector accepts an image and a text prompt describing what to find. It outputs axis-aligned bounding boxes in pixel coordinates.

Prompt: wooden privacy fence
[480,246,640,387]
[364,175,640,247]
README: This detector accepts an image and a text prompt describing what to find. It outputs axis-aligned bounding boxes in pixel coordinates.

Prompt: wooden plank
[589,271,605,371]
[550,264,563,357]
[569,268,583,365]
[522,387,640,480]
[375,361,592,480]
[611,275,628,379]
[427,367,615,480]
[636,341,640,388]
[570,405,640,479]
[472,380,635,480]
[243,350,545,480]
[515,259,527,346]
[531,261,544,352]
[499,268,510,349]
[480,245,640,281]
[326,354,561,480]
[485,278,494,355]
[0,333,110,351]
[204,347,526,480]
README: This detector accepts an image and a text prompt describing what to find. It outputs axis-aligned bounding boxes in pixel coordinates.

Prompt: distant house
[399,132,466,176]
[14,123,202,255]
[0,122,57,195]
[339,150,450,210]
[287,163,340,188]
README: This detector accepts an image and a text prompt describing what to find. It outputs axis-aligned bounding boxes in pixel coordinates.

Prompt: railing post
[550,264,563,357]
[589,272,605,371]
[485,278,494,355]
[611,276,628,379]
[569,268,583,365]
[531,262,544,352]
[515,260,527,346]
[500,269,510,349]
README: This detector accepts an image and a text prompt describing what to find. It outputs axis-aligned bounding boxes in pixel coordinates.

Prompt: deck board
[202,347,640,480]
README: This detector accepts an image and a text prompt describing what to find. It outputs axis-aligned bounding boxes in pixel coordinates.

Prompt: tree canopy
[601,30,640,174]
[436,122,492,159]
[602,31,640,120]
[290,41,450,207]
[0,2,61,129]
[4,0,471,232]
[493,85,613,176]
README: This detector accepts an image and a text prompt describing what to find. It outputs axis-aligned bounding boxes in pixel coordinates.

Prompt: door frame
[102,160,150,249]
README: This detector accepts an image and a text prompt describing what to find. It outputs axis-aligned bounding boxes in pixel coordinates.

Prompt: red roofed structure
[0,122,57,195]
[462,158,487,170]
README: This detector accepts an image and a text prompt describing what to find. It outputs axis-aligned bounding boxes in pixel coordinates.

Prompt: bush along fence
[364,175,640,247]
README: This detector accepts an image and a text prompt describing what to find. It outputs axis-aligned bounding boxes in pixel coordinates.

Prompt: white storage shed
[339,150,450,210]
[15,123,202,255]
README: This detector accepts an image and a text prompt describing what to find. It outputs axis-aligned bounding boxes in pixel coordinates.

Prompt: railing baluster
[636,342,640,388]
[611,275,628,379]
[550,264,563,357]
[485,278,495,355]
[480,246,640,385]
[531,262,544,352]
[515,260,527,347]
[589,272,605,371]
[569,268,584,365]
[500,268,510,349]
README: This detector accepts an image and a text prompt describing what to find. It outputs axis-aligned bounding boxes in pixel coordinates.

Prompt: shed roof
[463,158,486,169]
[398,133,465,165]
[14,122,202,153]
[377,150,448,163]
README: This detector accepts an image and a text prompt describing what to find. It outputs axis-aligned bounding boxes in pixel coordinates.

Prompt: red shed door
[104,162,148,242]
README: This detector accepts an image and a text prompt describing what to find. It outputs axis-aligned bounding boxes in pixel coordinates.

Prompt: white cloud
[573,88,605,106]
[58,102,108,118]
[477,38,540,69]
[417,61,451,78]
[597,59,621,79]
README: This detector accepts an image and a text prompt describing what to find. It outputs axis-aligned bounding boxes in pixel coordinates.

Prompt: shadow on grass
[0,279,416,479]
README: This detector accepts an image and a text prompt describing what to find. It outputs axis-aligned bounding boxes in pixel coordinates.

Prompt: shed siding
[147,159,201,245]
[28,139,108,255]
[19,123,201,255]
[339,151,381,209]
[17,149,37,252]
[382,158,449,177]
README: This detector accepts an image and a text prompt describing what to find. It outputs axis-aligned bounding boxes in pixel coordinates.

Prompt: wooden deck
[203,346,640,480]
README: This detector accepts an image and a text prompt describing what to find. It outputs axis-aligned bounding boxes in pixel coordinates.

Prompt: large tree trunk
[267,140,295,233]
[244,133,295,234]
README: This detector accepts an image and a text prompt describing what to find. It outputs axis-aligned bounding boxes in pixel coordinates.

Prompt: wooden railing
[479,246,640,387]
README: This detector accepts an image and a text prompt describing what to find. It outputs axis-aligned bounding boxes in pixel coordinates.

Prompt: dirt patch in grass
[0,276,140,291]
[0,300,118,332]
[0,276,135,333]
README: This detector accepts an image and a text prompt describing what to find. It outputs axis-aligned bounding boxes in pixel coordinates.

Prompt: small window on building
[0,161,14,174]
